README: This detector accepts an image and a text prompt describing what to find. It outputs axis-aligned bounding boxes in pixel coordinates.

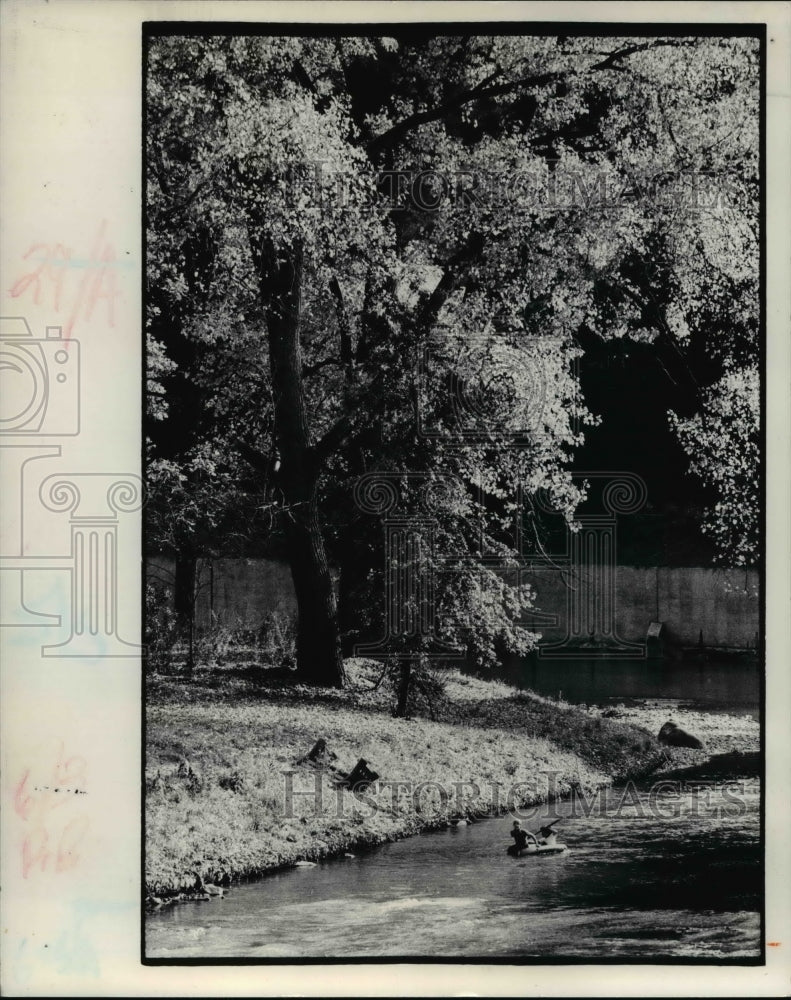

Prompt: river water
[498,657,760,720]
[146,774,761,960]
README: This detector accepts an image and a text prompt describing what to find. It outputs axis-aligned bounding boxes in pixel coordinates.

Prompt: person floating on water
[508,820,541,855]
[508,818,563,855]
[538,820,560,846]
[510,820,529,852]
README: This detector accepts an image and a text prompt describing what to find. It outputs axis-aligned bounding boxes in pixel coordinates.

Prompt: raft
[506,842,568,857]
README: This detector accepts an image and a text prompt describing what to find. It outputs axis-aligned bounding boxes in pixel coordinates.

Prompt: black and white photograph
[2,2,789,995]
[142,19,767,964]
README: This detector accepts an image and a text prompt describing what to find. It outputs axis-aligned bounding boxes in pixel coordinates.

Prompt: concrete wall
[146,556,297,629]
[621,566,758,647]
[146,557,759,649]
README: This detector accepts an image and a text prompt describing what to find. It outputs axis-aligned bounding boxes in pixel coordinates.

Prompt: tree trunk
[249,229,345,687]
[394,659,413,718]
[282,481,344,686]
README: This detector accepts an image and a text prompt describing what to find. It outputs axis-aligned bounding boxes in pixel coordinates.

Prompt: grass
[145,658,669,898]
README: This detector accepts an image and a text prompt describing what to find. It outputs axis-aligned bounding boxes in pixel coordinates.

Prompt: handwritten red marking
[9,243,71,310]
[55,816,90,873]
[13,770,35,821]
[22,825,51,878]
[13,743,89,879]
[9,220,121,339]
[767,941,781,946]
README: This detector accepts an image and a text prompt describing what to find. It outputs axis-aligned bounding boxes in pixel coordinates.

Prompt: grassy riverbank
[145,659,681,898]
[584,700,760,777]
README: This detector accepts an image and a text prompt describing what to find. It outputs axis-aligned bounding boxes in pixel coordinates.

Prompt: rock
[298,738,338,768]
[293,860,317,868]
[189,870,227,897]
[343,853,356,859]
[658,721,704,749]
[341,758,379,791]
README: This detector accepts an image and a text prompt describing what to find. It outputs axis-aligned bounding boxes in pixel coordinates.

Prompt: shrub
[386,654,448,719]
[144,582,181,673]
[195,613,247,667]
[218,769,246,793]
[257,610,297,668]
[177,758,204,796]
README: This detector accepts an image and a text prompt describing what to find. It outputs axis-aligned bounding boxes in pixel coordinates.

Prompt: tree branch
[312,234,486,469]
[609,279,700,389]
[235,439,273,475]
[292,58,318,95]
[329,275,356,379]
[367,69,520,156]
[159,177,213,219]
[311,412,356,469]
[354,269,400,367]
[416,230,485,331]
[590,38,698,72]
[367,39,699,157]
[302,356,345,378]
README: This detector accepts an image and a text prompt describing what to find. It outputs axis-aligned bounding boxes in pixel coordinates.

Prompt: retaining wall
[146,557,759,649]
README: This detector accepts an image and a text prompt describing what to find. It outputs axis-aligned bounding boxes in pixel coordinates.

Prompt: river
[497,656,760,720]
[146,771,761,960]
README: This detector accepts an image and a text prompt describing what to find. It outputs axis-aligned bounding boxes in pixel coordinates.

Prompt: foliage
[257,610,298,668]
[670,365,759,566]
[193,613,248,668]
[144,582,182,672]
[146,32,761,680]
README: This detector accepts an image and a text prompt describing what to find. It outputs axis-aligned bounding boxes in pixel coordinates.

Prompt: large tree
[146,31,760,684]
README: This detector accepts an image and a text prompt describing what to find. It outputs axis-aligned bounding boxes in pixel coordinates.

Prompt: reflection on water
[497,657,760,719]
[147,778,760,960]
